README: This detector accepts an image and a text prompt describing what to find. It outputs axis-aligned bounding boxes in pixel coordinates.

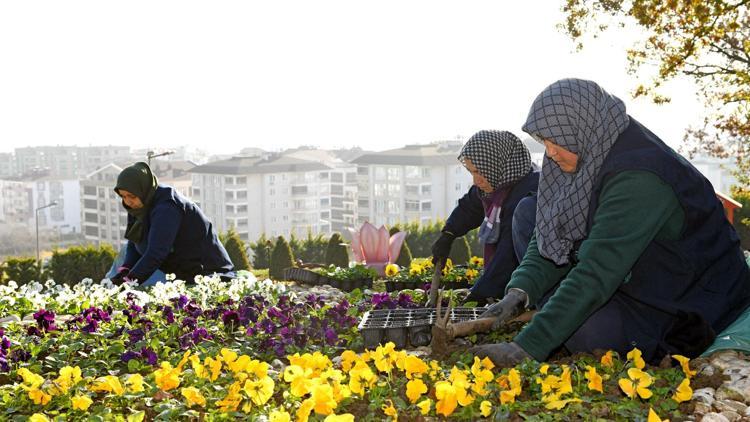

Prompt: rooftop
[188,154,333,175]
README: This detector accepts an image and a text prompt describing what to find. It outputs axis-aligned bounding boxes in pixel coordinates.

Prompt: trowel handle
[446,317,497,339]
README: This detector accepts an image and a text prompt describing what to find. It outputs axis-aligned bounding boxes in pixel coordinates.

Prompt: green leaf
[126,411,145,422]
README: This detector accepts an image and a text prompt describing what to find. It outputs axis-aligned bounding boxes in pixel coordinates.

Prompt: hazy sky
[0,1,705,155]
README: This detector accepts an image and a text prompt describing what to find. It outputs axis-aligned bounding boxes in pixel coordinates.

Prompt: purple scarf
[480,186,510,265]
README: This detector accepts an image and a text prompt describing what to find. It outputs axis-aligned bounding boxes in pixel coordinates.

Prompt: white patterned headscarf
[458,130,532,197]
[523,79,630,265]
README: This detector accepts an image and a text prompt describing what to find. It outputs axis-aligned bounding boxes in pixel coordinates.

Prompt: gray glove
[480,288,527,330]
[469,341,534,367]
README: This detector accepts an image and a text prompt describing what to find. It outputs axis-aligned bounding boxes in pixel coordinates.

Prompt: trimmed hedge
[222,228,252,271]
[3,257,39,285]
[47,245,117,284]
[325,233,349,268]
[270,236,295,280]
[249,234,273,269]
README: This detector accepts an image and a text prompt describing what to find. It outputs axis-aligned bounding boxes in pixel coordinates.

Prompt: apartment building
[189,152,356,241]
[14,145,131,179]
[351,142,473,227]
[0,153,15,179]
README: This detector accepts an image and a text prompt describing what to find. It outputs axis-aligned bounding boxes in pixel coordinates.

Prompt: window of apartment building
[387,184,401,196]
[236,177,246,184]
[192,187,201,196]
[406,185,419,195]
[224,176,234,185]
[319,172,329,180]
[281,173,287,181]
[387,167,401,180]
[237,205,247,213]
[268,175,275,185]
[357,166,368,176]
[283,201,288,208]
[387,200,399,213]
[376,200,386,213]
[455,165,463,174]
[293,200,304,209]
[421,184,431,195]
[283,215,288,222]
[99,215,107,224]
[270,201,276,209]
[226,218,234,228]
[85,226,98,236]
[331,184,343,195]
[237,218,248,227]
[271,216,277,223]
[331,172,343,183]
[269,188,275,196]
[225,191,234,200]
[331,197,343,208]
[455,182,462,191]
[405,166,419,179]
[85,213,98,223]
[346,172,356,183]
[357,199,369,208]
[98,187,106,198]
[421,168,431,178]
[374,167,386,180]
[421,201,432,211]
[405,200,419,211]
[226,205,234,213]
[320,211,330,219]
[236,190,247,199]
[99,203,106,211]
[320,198,330,206]
[374,183,387,196]
[331,209,344,220]
[84,199,97,209]
[292,186,308,195]
[83,186,97,196]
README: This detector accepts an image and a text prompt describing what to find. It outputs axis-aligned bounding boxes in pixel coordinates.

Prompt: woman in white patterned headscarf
[432,130,540,303]
[472,78,750,368]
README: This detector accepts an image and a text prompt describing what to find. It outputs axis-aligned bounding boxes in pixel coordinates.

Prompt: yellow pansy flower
[205,356,222,381]
[154,361,181,391]
[339,350,358,373]
[125,373,145,393]
[465,268,479,280]
[417,398,431,415]
[17,368,45,388]
[470,256,484,267]
[311,383,338,415]
[385,264,399,277]
[619,368,653,399]
[29,388,52,405]
[672,355,696,378]
[627,348,646,370]
[471,356,494,384]
[585,365,603,393]
[409,264,423,276]
[215,381,243,412]
[539,364,549,375]
[28,414,50,422]
[90,375,124,396]
[406,378,428,403]
[244,376,275,406]
[480,400,492,417]
[545,397,582,410]
[181,387,206,407]
[600,350,615,368]
[71,394,92,411]
[648,407,670,422]
[402,355,429,379]
[296,398,315,422]
[285,365,314,397]
[672,378,692,403]
[382,399,398,420]
[435,381,458,417]
[324,414,355,422]
[55,366,82,394]
[228,354,251,373]
[269,409,291,422]
[220,348,238,366]
[348,366,375,396]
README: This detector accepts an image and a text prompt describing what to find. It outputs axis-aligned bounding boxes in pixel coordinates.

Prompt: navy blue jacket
[123,185,234,282]
[445,170,540,298]
[580,118,750,354]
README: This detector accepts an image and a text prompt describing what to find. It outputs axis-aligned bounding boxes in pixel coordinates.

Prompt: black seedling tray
[384,280,473,292]
[283,267,373,292]
[357,307,484,349]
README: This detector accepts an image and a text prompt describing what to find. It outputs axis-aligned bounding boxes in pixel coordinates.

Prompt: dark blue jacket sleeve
[444,186,485,236]
[122,240,141,269]
[469,209,518,299]
[129,202,183,281]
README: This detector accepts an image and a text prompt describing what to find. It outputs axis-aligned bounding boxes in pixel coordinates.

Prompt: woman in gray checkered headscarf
[523,78,629,265]
[458,130,533,196]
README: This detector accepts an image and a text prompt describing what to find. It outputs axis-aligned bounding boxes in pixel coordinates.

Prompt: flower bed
[383,258,482,292]
[0,273,705,420]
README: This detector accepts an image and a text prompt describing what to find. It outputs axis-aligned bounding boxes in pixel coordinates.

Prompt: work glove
[469,341,535,367]
[110,266,132,286]
[431,231,456,265]
[480,288,528,330]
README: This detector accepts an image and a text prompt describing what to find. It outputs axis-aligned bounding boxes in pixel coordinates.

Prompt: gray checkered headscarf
[523,79,630,265]
[458,130,532,197]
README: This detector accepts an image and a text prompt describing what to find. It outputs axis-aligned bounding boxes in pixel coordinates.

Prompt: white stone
[717,384,750,403]
[701,413,730,422]
[714,399,747,414]
[719,410,741,422]
[0,315,20,325]
[693,388,716,406]
[711,351,741,371]
[694,402,712,416]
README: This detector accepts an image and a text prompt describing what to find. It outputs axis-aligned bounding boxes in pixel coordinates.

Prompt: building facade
[80,164,127,247]
[351,142,473,227]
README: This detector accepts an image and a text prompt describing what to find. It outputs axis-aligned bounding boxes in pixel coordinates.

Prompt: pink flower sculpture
[348,222,407,276]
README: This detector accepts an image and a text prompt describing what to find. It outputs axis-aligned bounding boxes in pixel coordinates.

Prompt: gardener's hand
[469,341,534,367]
[480,288,527,330]
[110,267,132,286]
[431,231,456,266]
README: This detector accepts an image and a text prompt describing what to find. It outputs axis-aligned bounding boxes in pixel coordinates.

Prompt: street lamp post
[147,150,175,166]
[35,200,58,279]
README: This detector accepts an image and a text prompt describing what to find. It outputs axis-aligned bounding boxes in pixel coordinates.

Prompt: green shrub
[4,257,39,285]
[388,226,413,268]
[222,228,251,271]
[47,245,117,284]
[249,234,273,269]
[294,231,328,264]
[269,236,295,280]
[731,187,750,250]
[325,233,349,268]
[449,236,472,265]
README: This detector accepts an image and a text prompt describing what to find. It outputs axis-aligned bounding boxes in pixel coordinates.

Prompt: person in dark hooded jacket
[110,162,234,285]
[471,78,750,367]
[432,130,540,303]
